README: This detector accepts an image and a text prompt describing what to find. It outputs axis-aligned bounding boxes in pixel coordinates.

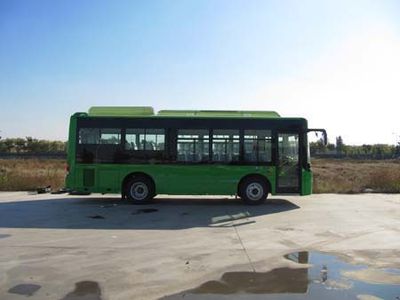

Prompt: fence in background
[0,152,67,159]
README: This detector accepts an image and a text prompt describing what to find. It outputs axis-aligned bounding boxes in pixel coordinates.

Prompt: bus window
[244,130,272,162]
[78,128,121,145]
[144,129,165,151]
[177,129,209,162]
[212,129,239,162]
[79,128,100,144]
[125,129,165,151]
[99,129,121,144]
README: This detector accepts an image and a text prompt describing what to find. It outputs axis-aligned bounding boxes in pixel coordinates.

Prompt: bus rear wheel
[124,176,155,204]
[239,177,268,205]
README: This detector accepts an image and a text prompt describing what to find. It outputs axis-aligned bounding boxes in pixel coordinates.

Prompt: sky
[1,0,400,144]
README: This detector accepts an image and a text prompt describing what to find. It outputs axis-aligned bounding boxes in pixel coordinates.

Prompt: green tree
[310,138,326,154]
[395,137,400,157]
[336,136,344,154]
[14,138,26,153]
[327,143,336,151]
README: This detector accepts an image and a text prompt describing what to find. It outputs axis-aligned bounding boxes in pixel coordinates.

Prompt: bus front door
[276,132,300,193]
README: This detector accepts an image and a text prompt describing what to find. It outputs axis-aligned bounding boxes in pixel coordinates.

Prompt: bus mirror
[308,128,328,146]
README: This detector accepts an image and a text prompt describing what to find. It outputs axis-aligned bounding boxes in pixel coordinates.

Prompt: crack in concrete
[233,224,256,273]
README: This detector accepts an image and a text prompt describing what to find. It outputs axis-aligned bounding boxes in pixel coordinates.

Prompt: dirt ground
[0,193,400,299]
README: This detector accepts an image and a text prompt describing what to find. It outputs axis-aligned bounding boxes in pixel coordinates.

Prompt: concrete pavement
[0,192,400,299]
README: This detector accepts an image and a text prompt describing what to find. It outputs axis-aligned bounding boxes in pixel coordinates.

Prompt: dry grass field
[312,159,400,193]
[0,158,399,193]
[0,159,66,191]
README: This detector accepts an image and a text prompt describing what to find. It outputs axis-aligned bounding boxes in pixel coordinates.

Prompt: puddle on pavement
[87,215,105,219]
[0,233,11,239]
[100,204,118,208]
[132,208,158,214]
[162,251,400,299]
[61,281,102,300]
[8,283,41,296]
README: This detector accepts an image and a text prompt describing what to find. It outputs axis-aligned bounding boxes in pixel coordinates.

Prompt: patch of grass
[0,159,66,191]
[366,167,400,193]
[312,159,400,193]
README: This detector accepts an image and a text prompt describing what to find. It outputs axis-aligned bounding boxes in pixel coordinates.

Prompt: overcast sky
[1,0,399,144]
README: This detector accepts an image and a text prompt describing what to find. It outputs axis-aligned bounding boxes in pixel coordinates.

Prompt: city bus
[65,107,326,205]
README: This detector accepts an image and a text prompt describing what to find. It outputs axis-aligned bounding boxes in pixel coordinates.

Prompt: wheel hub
[130,182,148,200]
[246,182,263,201]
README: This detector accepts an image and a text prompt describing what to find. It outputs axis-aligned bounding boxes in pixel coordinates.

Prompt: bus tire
[124,176,155,204]
[239,176,268,205]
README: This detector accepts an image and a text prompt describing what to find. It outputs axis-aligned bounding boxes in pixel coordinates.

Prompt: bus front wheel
[239,177,268,205]
[124,176,155,204]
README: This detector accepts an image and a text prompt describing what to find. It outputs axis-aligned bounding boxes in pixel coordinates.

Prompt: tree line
[311,136,400,159]
[0,137,67,153]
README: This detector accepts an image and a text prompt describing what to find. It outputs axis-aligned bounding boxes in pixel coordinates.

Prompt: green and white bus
[65,107,326,205]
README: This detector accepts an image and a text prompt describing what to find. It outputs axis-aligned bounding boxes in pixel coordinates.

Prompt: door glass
[278,133,299,189]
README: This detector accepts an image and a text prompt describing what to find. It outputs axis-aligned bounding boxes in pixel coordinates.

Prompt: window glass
[79,128,100,144]
[126,129,165,151]
[278,133,299,188]
[278,134,299,162]
[244,129,272,162]
[79,128,121,144]
[125,129,144,150]
[99,128,121,144]
[212,129,239,162]
[177,129,209,162]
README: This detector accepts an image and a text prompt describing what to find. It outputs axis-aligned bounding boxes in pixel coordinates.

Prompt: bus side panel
[67,164,94,192]
[118,164,276,196]
[69,164,277,196]
[301,169,312,195]
[98,168,120,193]
[67,164,119,194]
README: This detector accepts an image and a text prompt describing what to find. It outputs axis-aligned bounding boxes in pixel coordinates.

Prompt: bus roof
[87,106,281,118]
